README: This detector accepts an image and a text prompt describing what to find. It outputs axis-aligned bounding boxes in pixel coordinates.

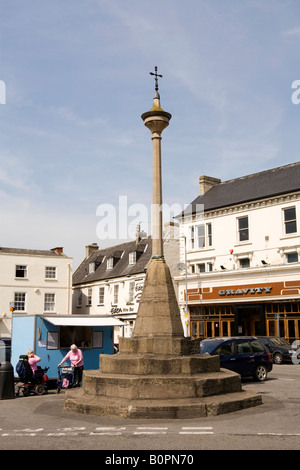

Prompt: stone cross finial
[150,66,163,92]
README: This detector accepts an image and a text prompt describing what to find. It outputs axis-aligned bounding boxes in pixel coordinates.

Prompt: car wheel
[254,364,268,382]
[273,352,283,364]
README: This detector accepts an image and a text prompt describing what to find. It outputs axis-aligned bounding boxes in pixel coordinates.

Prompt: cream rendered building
[176,162,300,343]
[72,223,180,343]
[0,247,73,337]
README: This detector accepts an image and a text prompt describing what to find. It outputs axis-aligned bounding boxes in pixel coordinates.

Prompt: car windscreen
[200,340,223,354]
[270,337,290,346]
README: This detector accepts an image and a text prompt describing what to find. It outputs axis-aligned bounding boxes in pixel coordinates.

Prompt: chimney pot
[51,247,64,254]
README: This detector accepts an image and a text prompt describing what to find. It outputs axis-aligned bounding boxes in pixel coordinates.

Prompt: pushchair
[15,355,49,397]
[57,365,75,393]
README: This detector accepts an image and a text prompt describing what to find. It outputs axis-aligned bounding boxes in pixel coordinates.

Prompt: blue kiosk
[11,314,123,380]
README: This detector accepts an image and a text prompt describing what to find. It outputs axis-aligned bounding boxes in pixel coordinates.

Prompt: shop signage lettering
[218,286,273,296]
[110,307,122,314]
[110,306,135,314]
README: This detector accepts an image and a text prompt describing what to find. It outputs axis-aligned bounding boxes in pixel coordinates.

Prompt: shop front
[11,314,124,379]
[188,280,300,343]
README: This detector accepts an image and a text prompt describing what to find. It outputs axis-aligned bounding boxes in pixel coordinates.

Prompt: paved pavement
[0,364,299,452]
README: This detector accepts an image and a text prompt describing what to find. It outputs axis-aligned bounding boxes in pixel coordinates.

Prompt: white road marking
[58,427,86,431]
[134,426,168,435]
[89,432,123,436]
[13,428,43,432]
[180,426,214,435]
[95,427,126,431]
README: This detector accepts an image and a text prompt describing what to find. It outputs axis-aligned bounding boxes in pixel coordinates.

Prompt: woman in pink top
[26,349,41,376]
[58,344,84,386]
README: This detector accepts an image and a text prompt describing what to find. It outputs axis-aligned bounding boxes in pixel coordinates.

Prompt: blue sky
[0,0,300,269]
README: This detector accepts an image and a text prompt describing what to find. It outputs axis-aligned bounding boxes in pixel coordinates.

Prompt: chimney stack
[163,221,179,239]
[51,247,64,254]
[85,243,99,258]
[199,175,221,195]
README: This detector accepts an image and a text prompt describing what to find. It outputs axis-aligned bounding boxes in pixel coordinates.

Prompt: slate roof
[73,237,152,286]
[0,247,69,257]
[180,162,300,216]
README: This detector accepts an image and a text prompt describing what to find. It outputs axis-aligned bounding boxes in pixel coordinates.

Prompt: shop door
[235,305,265,336]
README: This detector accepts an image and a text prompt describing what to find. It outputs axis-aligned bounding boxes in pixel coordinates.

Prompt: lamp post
[180,235,189,337]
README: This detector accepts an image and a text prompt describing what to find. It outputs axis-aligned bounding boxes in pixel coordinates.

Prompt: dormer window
[89,262,95,274]
[107,257,114,270]
[129,252,136,265]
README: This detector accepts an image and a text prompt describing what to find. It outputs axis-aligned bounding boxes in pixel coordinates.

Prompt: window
[239,257,250,268]
[190,226,195,249]
[238,216,249,242]
[197,263,206,273]
[207,262,213,272]
[197,225,205,248]
[44,293,55,312]
[189,223,213,249]
[236,341,251,354]
[129,252,136,265]
[216,342,234,356]
[99,287,105,305]
[77,290,82,308]
[189,264,195,274]
[286,252,298,263]
[45,266,56,279]
[89,262,95,274]
[15,265,27,278]
[207,223,212,246]
[284,207,297,234]
[87,288,92,306]
[59,326,95,349]
[251,340,264,353]
[113,285,119,305]
[128,281,135,303]
[14,292,26,311]
[107,257,114,270]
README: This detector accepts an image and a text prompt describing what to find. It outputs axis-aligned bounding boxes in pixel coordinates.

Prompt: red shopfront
[188,280,300,343]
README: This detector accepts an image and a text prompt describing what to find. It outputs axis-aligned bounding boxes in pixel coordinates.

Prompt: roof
[44,315,124,327]
[72,237,152,286]
[0,247,70,258]
[180,162,300,216]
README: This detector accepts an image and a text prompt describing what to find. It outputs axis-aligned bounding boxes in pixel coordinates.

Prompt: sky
[0,0,300,269]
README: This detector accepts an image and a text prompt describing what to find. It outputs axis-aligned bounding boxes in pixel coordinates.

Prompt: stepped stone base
[64,259,262,419]
[65,386,261,419]
[64,355,262,418]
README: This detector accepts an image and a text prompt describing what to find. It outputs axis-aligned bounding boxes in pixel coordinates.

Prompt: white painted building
[175,163,300,343]
[72,224,180,343]
[0,247,73,337]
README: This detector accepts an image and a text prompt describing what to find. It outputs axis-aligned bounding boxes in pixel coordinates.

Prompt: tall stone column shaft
[152,131,163,257]
[142,107,171,258]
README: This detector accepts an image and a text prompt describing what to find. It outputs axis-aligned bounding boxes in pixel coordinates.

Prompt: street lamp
[179,235,189,337]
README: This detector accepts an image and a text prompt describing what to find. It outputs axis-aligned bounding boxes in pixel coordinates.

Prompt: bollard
[0,361,15,399]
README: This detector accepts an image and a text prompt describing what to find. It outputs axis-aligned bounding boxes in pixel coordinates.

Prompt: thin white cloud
[54,106,105,127]
[282,26,300,36]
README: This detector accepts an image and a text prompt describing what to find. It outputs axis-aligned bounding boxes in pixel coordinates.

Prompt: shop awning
[44,316,124,327]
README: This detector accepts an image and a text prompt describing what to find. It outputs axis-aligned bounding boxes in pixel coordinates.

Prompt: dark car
[257,336,294,364]
[0,337,11,363]
[200,336,273,381]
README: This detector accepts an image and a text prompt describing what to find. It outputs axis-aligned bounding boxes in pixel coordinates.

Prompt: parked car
[257,336,294,364]
[200,336,273,381]
[0,337,11,363]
